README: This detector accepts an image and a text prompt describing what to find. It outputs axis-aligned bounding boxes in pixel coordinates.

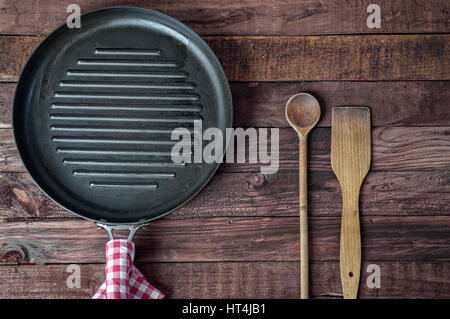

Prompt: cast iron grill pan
[13,7,232,224]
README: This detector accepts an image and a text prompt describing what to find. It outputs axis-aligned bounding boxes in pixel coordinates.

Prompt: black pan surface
[13,7,232,223]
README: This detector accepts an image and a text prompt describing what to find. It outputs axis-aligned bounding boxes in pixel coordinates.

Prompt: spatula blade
[331,107,371,185]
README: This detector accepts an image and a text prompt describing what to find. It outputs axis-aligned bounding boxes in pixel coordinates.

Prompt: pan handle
[93,223,164,299]
[96,222,150,241]
[93,222,164,299]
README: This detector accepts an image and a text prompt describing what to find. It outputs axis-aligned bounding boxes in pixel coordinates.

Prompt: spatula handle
[299,137,309,299]
[340,189,361,299]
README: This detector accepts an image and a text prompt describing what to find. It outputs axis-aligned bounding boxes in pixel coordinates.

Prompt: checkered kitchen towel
[93,239,165,299]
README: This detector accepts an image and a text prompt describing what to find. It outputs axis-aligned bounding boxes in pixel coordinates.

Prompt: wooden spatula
[331,107,371,299]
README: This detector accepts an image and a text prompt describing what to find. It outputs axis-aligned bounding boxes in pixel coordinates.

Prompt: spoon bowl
[285,93,321,136]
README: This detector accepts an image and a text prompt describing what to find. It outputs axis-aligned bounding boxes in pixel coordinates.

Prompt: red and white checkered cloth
[93,239,165,299]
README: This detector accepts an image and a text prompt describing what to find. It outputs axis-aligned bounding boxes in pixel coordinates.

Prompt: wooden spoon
[285,93,321,299]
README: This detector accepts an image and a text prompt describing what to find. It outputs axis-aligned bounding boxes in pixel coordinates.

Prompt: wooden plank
[0,0,448,36]
[2,170,449,219]
[1,35,449,82]
[209,35,450,81]
[2,127,450,173]
[0,82,15,128]
[0,173,65,218]
[0,36,41,82]
[2,81,450,128]
[0,261,449,299]
[0,129,16,171]
[0,216,449,263]
[231,81,450,127]
[1,170,449,219]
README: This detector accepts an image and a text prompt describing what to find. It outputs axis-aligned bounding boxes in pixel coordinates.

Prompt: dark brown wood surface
[3,126,450,173]
[1,217,449,263]
[0,0,449,299]
[1,262,449,299]
[1,81,450,128]
[1,35,449,81]
[2,170,449,219]
[0,0,448,36]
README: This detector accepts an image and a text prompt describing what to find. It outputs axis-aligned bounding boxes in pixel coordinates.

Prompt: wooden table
[0,0,449,298]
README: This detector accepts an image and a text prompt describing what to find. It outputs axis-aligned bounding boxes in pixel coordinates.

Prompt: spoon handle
[299,136,309,299]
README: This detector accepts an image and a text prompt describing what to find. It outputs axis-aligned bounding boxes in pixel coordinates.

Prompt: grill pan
[13,7,232,233]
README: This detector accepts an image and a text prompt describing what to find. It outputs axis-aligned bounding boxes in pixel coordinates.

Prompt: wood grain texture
[285,92,322,299]
[3,126,450,173]
[331,107,371,299]
[2,170,449,219]
[2,81,450,128]
[1,216,449,264]
[0,82,15,128]
[0,1,448,300]
[0,261,449,299]
[299,136,309,299]
[230,81,450,128]
[0,36,40,82]
[209,35,450,81]
[1,35,449,81]
[0,0,448,36]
